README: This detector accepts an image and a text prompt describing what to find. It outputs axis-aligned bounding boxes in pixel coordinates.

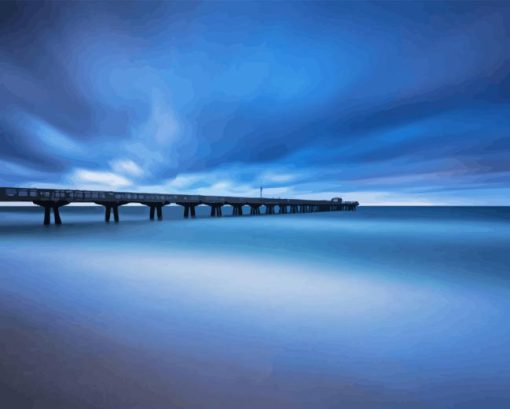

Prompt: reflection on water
[1,206,510,408]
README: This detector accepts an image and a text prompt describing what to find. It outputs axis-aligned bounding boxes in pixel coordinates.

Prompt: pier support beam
[105,205,118,222]
[143,202,166,221]
[53,204,62,224]
[95,202,126,223]
[113,205,120,222]
[34,200,69,225]
[209,204,223,217]
[249,205,261,215]
[179,203,197,219]
[265,204,275,215]
[232,204,243,216]
[44,206,51,225]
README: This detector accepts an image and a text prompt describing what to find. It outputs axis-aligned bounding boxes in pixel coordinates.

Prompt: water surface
[1,206,509,408]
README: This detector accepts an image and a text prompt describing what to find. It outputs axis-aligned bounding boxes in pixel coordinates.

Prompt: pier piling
[95,201,126,223]
[33,200,69,225]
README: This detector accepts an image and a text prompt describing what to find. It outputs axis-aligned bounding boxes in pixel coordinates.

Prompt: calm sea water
[1,206,509,409]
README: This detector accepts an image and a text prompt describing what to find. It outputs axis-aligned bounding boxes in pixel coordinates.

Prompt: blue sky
[1,0,509,205]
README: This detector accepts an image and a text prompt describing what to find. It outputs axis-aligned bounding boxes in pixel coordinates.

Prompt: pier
[0,187,359,225]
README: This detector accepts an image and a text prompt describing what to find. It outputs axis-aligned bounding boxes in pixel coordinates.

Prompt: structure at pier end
[0,187,359,225]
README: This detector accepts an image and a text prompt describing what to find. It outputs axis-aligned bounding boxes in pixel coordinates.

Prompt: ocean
[1,206,509,408]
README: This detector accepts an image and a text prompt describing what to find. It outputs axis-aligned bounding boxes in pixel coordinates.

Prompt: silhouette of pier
[0,187,359,225]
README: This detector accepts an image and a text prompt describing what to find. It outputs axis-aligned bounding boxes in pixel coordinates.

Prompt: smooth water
[1,206,509,409]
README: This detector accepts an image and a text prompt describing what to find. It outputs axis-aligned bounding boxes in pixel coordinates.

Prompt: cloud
[110,159,144,177]
[70,169,132,189]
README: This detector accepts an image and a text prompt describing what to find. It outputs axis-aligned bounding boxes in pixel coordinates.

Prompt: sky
[1,1,509,205]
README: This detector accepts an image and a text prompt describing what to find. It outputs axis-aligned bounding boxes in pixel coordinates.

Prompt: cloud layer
[1,1,509,204]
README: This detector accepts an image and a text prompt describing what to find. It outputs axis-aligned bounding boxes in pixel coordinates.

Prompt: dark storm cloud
[1,0,509,203]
